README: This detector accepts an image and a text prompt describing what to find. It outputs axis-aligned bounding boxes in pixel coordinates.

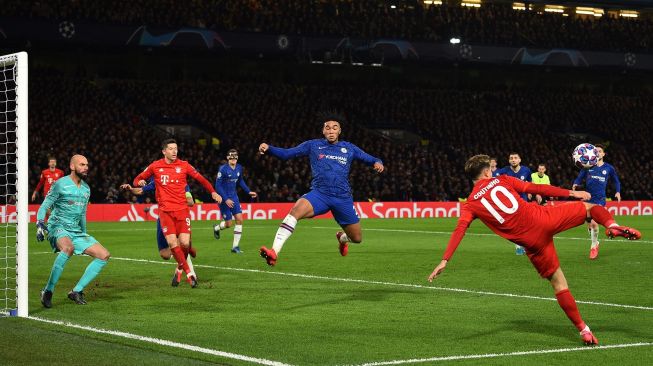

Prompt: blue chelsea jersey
[214,163,250,200]
[267,139,382,198]
[573,163,621,205]
[494,165,532,200]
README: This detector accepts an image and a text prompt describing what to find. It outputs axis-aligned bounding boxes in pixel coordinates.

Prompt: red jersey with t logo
[443,175,573,261]
[36,168,65,196]
[134,158,215,212]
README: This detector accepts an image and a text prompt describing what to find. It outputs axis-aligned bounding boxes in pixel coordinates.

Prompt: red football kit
[443,175,587,278]
[36,168,65,197]
[134,158,216,236]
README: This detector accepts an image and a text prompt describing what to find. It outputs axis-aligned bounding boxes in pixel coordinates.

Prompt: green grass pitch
[1,216,652,365]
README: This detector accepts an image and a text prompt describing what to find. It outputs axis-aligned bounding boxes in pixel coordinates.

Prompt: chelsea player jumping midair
[257,112,384,266]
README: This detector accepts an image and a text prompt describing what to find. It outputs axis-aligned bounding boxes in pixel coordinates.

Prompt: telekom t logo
[161,175,170,185]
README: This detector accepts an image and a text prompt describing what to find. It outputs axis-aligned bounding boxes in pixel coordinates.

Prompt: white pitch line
[28,316,293,366]
[109,256,653,311]
[351,342,653,366]
[310,226,653,244]
[357,343,653,365]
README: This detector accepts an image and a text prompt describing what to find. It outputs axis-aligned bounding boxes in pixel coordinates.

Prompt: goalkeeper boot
[171,268,183,287]
[259,246,277,266]
[231,246,243,254]
[213,224,221,239]
[589,242,600,260]
[40,289,53,308]
[67,291,87,305]
[336,231,349,257]
[606,226,641,240]
[580,326,599,346]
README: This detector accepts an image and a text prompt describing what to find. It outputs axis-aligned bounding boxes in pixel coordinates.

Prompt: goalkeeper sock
[73,258,108,292]
[272,215,297,254]
[590,227,599,248]
[233,225,242,248]
[555,289,586,332]
[45,252,70,292]
[589,206,617,228]
[171,246,191,275]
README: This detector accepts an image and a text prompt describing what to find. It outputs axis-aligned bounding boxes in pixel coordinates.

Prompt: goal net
[0,52,28,317]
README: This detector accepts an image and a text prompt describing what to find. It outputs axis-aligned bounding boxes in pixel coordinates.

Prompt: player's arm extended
[187,164,218,194]
[512,177,588,199]
[429,207,474,282]
[352,145,384,172]
[36,181,60,221]
[265,141,310,161]
[238,173,252,194]
[610,167,622,195]
[133,165,153,186]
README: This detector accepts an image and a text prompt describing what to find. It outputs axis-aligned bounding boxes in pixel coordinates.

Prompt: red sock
[171,246,191,274]
[555,289,586,332]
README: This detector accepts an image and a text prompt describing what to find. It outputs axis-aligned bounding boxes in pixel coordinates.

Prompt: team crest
[341,148,347,153]
[602,170,607,174]
[175,167,181,173]
[520,176,525,180]
[218,172,222,178]
[237,172,240,176]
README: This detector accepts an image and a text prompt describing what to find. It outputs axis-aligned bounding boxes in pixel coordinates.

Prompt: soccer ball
[572,143,598,169]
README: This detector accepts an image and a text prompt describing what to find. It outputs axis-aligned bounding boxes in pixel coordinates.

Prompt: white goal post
[0,52,28,317]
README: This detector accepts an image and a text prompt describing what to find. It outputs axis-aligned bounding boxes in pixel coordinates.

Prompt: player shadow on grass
[283,288,416,311]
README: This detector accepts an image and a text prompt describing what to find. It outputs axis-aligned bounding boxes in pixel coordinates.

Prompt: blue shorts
[302,190,360,226]
[156,219,168,251]
[220,199,242,221]
[48,225,98,255]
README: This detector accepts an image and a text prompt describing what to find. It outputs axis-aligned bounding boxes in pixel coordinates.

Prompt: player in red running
[32,156,65,202]
[134,138,222,288]
[428,155,641,346]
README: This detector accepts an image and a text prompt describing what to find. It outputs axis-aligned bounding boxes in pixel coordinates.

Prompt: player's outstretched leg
[589,205,641,240]
[550,268,598,345]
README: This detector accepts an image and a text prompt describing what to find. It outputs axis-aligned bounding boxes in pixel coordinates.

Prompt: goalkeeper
[37,155,111,307]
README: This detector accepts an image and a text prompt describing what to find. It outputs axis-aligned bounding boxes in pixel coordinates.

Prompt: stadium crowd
[28,72,653,204]
[6,0,652,52]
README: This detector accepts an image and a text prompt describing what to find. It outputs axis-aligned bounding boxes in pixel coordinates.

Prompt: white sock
[186,256,195,278]
[272,215,297,254]
[590,228,599,248]
[219,221,227,230]
[233,225,242,248]
[338,232,350,243]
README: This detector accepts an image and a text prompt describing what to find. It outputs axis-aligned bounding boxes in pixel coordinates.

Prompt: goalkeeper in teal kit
[258,113,384,266]
[37,155,111,307]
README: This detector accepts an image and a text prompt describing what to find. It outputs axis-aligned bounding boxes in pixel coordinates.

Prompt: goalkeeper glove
[36,220,49,242]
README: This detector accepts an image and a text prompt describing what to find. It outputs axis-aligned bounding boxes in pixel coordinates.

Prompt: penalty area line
[109,256,653,311]
[350,342,653,366]
[27,316,293,366]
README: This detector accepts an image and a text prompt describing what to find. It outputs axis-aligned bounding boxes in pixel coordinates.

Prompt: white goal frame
[1,52,28,317]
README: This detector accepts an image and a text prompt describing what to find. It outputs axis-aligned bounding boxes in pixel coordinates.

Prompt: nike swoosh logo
[318,146,327,149]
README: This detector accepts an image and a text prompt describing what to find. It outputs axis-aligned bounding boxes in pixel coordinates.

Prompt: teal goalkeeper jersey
[37,175,90,234]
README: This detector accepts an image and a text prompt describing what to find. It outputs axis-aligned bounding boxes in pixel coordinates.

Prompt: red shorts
[159,209,191,237]
[521,201,587,278]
